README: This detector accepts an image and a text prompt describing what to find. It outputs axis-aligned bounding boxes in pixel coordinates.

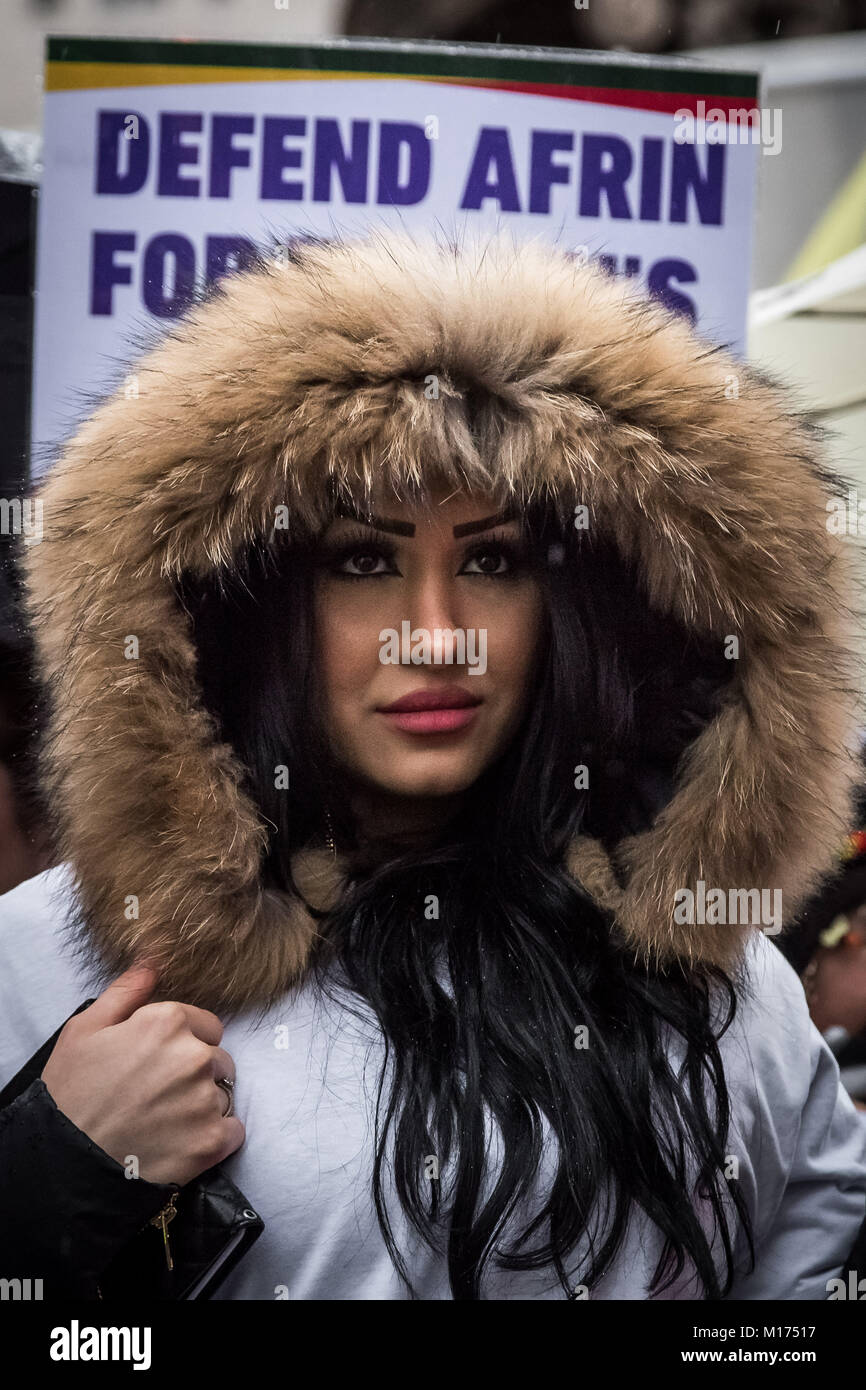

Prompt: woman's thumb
[77,961,159,1031]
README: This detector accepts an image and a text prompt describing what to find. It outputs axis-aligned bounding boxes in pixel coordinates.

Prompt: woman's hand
[40,963,245,1187]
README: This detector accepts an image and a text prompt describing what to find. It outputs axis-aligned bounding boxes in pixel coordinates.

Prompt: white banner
[32,36,762,472]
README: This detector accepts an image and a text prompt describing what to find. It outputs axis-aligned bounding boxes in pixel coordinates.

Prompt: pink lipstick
[377,685,482,735]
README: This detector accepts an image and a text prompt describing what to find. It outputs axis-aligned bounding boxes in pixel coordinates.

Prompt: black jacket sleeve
[0,1008,179,1300]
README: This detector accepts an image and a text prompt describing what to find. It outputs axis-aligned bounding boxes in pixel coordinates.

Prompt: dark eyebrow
[452,506,519,538]
[331,502,519,538]
[331,501,415,536]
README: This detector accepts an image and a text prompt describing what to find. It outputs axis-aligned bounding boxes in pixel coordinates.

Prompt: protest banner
[32,35,760,469]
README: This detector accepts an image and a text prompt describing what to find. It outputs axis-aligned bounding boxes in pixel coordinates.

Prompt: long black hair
[176,488,753,1300]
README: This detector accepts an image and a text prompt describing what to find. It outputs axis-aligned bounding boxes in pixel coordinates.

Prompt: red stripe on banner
[448,81,760,115]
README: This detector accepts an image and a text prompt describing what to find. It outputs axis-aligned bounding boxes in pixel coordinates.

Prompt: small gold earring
[324,806,336,857]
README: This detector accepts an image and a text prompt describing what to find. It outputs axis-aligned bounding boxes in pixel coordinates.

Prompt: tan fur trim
[564,836,624,918]
[291,846,351,914]
[23,229,863,1013]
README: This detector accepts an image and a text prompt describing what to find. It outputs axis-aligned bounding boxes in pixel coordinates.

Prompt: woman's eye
[321,534,524,580]
[461,546,511,576]
[338,547,394,577]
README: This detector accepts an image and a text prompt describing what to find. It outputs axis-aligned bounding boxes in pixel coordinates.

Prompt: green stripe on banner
[45,35,759,98]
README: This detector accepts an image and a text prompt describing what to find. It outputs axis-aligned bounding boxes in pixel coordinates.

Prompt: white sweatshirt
[1,864,864,1301]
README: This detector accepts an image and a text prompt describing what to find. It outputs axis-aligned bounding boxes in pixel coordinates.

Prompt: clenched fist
[41,963,244,1186]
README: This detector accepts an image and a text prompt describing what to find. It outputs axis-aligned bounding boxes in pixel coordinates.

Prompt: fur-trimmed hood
[22,229,863,1016]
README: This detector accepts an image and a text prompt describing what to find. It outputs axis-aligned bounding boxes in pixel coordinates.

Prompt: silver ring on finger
[215,1076,234,1118]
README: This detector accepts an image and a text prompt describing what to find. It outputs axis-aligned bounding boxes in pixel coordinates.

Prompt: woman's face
[312,487,545,814]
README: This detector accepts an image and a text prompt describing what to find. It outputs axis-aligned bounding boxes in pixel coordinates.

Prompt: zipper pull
[148,1191,179,1271]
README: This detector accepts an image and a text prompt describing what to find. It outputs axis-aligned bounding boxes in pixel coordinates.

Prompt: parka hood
[23,229,863,1015]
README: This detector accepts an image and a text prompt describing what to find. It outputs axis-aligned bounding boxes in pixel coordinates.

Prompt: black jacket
[0,999,263,1300]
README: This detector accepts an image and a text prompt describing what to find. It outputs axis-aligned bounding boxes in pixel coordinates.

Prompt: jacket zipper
[147,1191,180,1270]
[94,1189,179,1295]
[95,1189,180,1298]
[95,1189,258,1299]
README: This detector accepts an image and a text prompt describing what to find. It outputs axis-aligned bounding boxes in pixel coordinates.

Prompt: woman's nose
[406,568,462,638]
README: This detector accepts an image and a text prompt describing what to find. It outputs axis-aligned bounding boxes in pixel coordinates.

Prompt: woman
[1,229,865,1301]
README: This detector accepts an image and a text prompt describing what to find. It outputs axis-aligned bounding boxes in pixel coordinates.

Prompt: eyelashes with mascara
[317,524,531,582]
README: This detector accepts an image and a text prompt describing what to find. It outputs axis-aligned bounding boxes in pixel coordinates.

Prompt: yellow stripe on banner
[44,61,462,93]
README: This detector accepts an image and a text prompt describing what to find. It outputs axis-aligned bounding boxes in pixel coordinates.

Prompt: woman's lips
[380,706,480,734]
[377,685,482,734]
